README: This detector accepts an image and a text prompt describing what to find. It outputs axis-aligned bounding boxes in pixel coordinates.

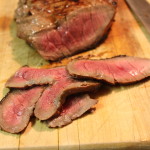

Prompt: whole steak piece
[67,56,150,84]
[15,0,117,61]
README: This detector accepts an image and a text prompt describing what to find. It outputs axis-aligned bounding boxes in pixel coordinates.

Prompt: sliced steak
[48,94,98,127]
[34,80,99,120]
[67,56,150,84]
[0,87,44,133]
[5,67,100,120]
[15,0,117,61]
[6,66,68,88]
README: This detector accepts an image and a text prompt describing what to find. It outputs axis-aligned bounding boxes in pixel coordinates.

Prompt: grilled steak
[15,0,117,61]
[5,67,100,120]
[48,94,98,127]
[0,87,43,133]
[67,56,150,84]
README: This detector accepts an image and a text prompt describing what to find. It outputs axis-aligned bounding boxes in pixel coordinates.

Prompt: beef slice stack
[0,66,100,133]
[1,55,150,134]
[15,0,117,61]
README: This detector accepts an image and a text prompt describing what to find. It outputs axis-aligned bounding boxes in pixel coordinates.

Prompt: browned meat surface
[5,67,100,120]
[48,94,98,127]
[15,0,117,61]
[0,87,44,133]
[67,56,150,84]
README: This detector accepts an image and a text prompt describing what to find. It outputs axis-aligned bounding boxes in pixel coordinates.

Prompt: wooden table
[0,0,150,149]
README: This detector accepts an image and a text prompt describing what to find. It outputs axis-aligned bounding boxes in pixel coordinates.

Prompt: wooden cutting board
[0,0,150,149]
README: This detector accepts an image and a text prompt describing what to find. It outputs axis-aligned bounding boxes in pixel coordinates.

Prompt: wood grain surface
[0,0,150,150]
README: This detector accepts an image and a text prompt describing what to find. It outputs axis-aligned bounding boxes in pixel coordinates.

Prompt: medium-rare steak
[0,87,43,133]
[6,66,67,88]
[5,67,100,120]
[67,56,150,84]
[48,94,98,127]
[34,80,99,120]
[15,0,117,61]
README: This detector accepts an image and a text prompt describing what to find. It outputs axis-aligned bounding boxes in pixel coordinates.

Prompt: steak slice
[34,80,99,120]
[0,87,44,133]
[15,0,117,61]
[67,56,150,84]
[6,66,67,88]
[48,94,98,127]
[5,67,100,120]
